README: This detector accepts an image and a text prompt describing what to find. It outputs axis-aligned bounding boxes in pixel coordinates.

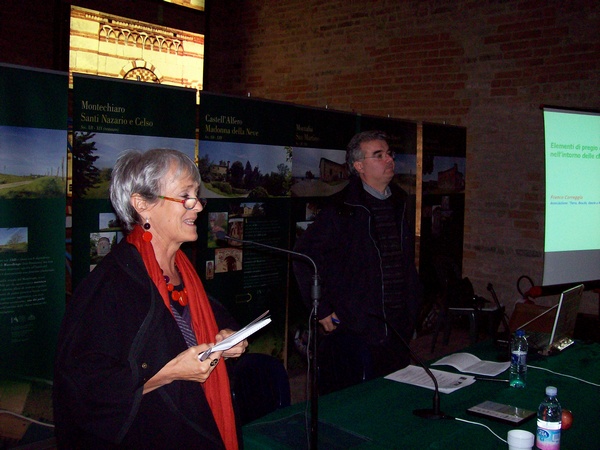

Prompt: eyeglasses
[158,196,207,210]
[360,150,395,160]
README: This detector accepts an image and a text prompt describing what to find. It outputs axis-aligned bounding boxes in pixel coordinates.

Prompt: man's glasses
[158,196,207,210]
[361,149,395,160]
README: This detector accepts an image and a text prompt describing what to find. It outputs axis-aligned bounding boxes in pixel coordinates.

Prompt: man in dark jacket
[293,130,422,394]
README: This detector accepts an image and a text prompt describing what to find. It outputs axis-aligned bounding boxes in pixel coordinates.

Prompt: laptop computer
[519,284,584,355]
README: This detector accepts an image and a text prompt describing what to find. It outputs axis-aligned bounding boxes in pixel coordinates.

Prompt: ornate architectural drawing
[69,6,204,91]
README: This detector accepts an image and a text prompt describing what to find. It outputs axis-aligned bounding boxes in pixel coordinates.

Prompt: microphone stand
[370,314,452,420]
[309,272,320,450]
[487,283,510,335]
[216,232,321,449]
[487,283,511,352]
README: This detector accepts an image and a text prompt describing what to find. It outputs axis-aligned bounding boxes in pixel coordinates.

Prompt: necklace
[163,270,188,306]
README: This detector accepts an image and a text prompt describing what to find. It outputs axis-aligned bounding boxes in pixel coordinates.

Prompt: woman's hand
[215,328,248,359]
[143,343,224,394]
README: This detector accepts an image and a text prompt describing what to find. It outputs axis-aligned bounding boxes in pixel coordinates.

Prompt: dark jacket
[294,176,422,347]
[53,239,236,449]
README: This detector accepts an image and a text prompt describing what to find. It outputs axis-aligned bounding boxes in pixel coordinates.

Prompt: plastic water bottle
[536,386,561,449]
[509,329,528,388]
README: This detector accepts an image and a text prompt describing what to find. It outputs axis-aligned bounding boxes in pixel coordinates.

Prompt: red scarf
[127,225,238,450]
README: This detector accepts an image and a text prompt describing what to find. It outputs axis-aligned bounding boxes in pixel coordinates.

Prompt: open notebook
[520,284,583,355]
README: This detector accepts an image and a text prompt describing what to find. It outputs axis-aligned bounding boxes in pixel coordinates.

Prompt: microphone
[215,231,321,449]
[370,313,452,420]
[215,231,321,302]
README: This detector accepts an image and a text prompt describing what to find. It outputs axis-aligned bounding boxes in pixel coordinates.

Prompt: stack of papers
[198,310,271,361]
[385,352,510,393]
[385,365,475,394]
[431,353,510,376]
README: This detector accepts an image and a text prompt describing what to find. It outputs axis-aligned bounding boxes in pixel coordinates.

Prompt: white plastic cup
[507,429,535,450]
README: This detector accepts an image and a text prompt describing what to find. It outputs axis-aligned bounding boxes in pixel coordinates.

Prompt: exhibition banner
[291,106,357,198]
[419,122,467,325]
[0,67,465,377]
[289,112,418,230]
[0,64,67,379]
[71,74,196,288]
[197,93,296,356]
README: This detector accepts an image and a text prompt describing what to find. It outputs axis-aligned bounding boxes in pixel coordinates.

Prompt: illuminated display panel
[164,0,205,12]
[69,6,204,92]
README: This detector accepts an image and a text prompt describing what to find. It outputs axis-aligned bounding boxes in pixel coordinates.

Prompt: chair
[429,256,503,353]
[229,352,291,425]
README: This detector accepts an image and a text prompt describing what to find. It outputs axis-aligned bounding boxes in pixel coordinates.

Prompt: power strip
[467,400,535,426]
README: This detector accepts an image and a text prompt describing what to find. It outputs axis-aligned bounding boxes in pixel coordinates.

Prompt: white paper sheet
[198,310,271,361]
[431,353,510,377]
[384,365,476,394]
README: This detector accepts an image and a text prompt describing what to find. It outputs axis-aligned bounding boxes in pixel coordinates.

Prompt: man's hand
[319,313,339,332]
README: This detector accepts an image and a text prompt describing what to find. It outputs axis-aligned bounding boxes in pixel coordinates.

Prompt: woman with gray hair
[54,149,245,449]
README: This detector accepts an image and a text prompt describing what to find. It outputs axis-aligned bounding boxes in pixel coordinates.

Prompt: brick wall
[1,0,598,314]
[206,0,600,313]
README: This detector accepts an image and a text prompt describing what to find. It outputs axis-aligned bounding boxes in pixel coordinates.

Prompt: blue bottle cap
[545,386,557,396]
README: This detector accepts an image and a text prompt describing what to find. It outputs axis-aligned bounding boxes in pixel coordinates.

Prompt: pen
[475,377,509,383]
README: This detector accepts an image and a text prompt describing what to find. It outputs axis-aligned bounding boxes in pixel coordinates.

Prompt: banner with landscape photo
[0,64,67,379]
[70,74,196,289]
[197,92,296,359]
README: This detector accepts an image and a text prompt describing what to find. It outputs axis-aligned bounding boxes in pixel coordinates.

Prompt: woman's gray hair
[346,130,389,175]
[109,148,201,231]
